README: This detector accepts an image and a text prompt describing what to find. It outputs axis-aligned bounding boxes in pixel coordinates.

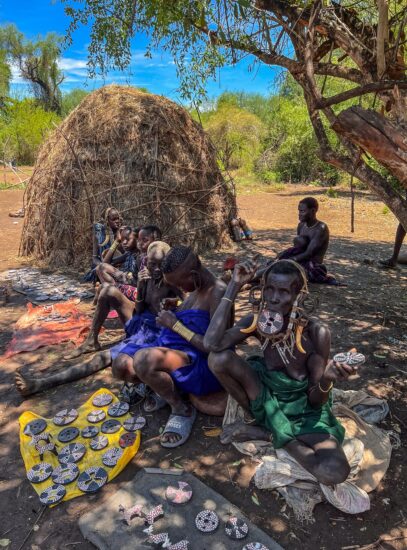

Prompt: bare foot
[161,404,194,446]
[220,420,270,444]
[379,258,397,269]
[15,372,40,397]
[63,339,101,359]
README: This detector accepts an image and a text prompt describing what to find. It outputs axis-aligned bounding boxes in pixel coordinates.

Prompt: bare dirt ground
[0,184,406,550]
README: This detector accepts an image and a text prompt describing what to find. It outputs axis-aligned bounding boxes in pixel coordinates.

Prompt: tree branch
[315,80,407,108]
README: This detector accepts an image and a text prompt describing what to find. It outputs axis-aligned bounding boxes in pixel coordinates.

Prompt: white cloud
[58,58,88,71]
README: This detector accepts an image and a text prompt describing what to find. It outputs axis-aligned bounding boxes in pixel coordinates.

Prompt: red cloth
[2,301,92,358]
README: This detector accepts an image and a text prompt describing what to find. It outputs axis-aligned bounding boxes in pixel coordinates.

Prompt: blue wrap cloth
[119,309,222,396]
[110,310,160,360]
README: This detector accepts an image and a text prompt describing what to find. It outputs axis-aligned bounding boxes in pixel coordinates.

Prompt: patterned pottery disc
[257,309,284,335]
[101,419,121,434]
[77,466,108,493]
[242,544,270,550]
[333,351,366,367]
[39,484,66,505]
[81,425,99,438]
[92,392,113,407]
[195,510,219,533]
[51,463,79,485]
[102,447,123,467]
[24,419,47,436]
[107,401,129,417]
[165,481,193,505]
[225,517,249,540]
[87,409,106,423]
[58,426,79,443]
[27,462,53,483]
[90,435,109,451]
[123,416,146,432]
[58,442,86,464]
[53,408,78,426]
[119,432,137,448]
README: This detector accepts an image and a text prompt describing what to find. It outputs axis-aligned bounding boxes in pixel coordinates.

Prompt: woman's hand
[138,267,151,283]
[161,297,180,311]
[156,310,178,329]
[232,256,259,287]
[323,349,363,382]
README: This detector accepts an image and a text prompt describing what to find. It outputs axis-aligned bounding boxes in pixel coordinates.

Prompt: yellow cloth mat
[19,388,141,505]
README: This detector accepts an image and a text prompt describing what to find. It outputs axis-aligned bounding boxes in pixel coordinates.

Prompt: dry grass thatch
[20,85,237,268]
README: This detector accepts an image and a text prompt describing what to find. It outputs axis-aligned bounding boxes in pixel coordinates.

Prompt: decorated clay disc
[39,484,66,505]
[51,463,79,485]
[107,401,129,417]
[92,392,113,407]
[257,309,284,335]
[165,481,193,505]
[81,425,99,438]
[123,416,146,432]
[58,426,79,443]
[24,419,47,436]
[242,544,270,550]
[195,510,219,533]
[90,435,109,451]
[87,409,106,423]
[333,351,366,367]
[102,447,123,467]
[53,408,78,426]
[58,442,86,464]
[77,466,108,493]
[27,462,53,483]
[225,517,249,540]
[101,419,121,434]
[119,432,138,448]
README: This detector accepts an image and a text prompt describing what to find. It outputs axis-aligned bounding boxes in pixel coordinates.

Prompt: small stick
[341,546,360,550]
[16,506,47,550]
[144,467,183,475]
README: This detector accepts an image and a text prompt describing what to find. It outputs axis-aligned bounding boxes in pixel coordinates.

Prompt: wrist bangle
[172,320,195,342]
[318,381,333,393]
[110,240,119,252]
[222,296,233,303]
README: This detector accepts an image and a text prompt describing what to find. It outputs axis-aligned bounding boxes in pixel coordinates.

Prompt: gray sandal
[160,408,197,448]
[143,391,167,412]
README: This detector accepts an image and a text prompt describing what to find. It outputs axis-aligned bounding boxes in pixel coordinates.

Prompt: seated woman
[204,258,361,486]
[84,207,123,282]
[15,241,179,397]
[111,245,228,448]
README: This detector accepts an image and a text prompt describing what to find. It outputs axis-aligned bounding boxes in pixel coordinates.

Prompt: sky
[0,0,282,102]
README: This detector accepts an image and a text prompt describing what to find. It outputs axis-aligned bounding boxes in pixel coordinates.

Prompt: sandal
[160,407,197,448]
[143,391,167,412]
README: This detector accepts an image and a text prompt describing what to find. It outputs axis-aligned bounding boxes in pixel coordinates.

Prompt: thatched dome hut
[21,85,236,268]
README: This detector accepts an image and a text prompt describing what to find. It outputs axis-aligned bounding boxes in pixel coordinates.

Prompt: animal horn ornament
[241,260,310,363]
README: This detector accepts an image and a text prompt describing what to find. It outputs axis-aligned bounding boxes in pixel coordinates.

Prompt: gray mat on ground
[78,469,283,550]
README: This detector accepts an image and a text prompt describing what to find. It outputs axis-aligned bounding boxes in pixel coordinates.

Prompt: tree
[62,1,407,227]
[204,102,265,169]
[0,49,11,105]
[61,88,89,117]
[0,25,64,114]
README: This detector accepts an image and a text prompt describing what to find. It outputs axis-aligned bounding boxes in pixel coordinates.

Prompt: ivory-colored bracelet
[318,381,333,393]
[109,240,119,252]
[173,320,195,342]
[222,296,233,303]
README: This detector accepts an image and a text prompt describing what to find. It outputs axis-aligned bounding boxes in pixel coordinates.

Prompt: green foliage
[264,182,286,193]
[326,187,339,198]
[61,88,89,117]
[382,205,390,215]
[0,98,60,164]
[204,103,265,171]
[0,49,10,101]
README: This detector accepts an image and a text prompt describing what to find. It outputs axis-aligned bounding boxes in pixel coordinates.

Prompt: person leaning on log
[83,207,123,283]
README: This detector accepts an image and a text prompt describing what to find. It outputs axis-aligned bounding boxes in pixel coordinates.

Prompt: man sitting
[279,197,339,285]
[204,258,357,486]
[113,245,228,448]
[15,241,179,397]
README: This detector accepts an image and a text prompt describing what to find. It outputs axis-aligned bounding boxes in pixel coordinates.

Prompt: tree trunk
[332,106,407,187]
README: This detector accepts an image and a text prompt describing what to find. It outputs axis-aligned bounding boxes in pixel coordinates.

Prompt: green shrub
[326,187,338,198]
[382,205,390,215]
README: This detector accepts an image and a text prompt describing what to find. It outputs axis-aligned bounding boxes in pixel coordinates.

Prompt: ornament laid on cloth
[92,392,113,407]
[24,418,47,436]
[225,517,249,540]
[81,425,99,438]
[58,426,79,443]
[119,432,138,448]
[242,544,270,550]
[39,483,66,505]
[77,466,108,493]
[147,532,170,546]
[168,541,189,550]
[119,503,144,525]
[123,416,146,432]
[195,510,219,533]
[165,481,193,505]
[90,435,109,451]
[143,505,164,534]
[102,447,123,467]
[30,432,57,458]
[101,419,121,434]
[53,408,78,426]
[107,401,130,417]
[87,409,106,423]
[58,442,86,464]
[27,462,53,483]
[52,463,79,485]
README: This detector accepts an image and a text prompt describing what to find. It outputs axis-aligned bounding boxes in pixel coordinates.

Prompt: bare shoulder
[307,318,331,350]
[317,221,329,234]
[213,277,227,295]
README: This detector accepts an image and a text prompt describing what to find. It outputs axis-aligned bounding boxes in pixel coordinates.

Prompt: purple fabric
[278,248,341,286]
[119,309,222,396]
